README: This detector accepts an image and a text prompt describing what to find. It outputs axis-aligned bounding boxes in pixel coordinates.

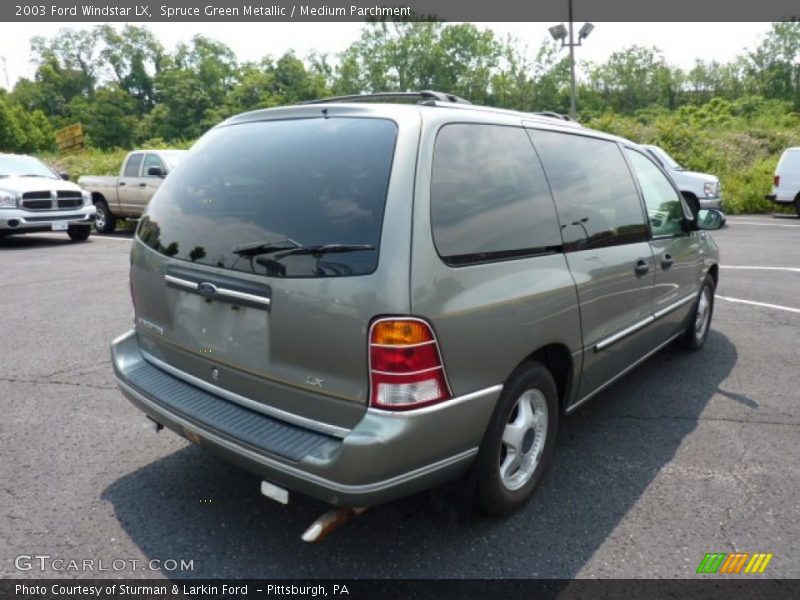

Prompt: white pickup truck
[642,145,724,211]
[78,149,186,233]
[0,153,95,241]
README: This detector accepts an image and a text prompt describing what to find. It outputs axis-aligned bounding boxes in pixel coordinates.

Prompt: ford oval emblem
[197,282,218,298]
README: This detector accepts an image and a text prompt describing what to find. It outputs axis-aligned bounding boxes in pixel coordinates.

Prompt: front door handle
[139,183,147,187]
[634,259,650,276]
[662,254,674,270]
[118,182,126,186]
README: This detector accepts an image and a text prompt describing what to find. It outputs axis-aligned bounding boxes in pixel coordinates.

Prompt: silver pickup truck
[79,150,186,233]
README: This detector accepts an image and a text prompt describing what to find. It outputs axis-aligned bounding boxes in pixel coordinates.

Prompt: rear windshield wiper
[232,238,302,257]
[273,243,375,259]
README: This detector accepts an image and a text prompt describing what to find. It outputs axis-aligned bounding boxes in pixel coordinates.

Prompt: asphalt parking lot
[1,215,799,579]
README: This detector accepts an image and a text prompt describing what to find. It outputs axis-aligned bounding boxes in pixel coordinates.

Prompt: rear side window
[137,118,397,278]
[431,123,562,265]
[124,154,143,177]
[530,130,648,251]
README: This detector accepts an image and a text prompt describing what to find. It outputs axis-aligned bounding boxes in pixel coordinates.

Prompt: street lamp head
[578,23,595,40]
[548,24,568,42]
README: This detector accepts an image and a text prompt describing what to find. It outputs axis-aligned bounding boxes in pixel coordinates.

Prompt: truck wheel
[94,200,117,233]
[68,224,91,242]
[473,361,558,515]
[680,275,715,350]
[794,197,800,218]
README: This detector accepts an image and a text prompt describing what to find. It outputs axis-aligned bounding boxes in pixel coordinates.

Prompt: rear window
[137,118,397,278]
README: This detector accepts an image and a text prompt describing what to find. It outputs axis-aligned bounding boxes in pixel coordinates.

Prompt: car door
[529,129,656,407]
[139,153,167,215]
[118,152,144,215]
[624,147,703,343]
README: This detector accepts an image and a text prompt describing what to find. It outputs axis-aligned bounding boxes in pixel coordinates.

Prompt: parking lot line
[721,266,800,273]
[729,220,800,228]
[716,294,800,315]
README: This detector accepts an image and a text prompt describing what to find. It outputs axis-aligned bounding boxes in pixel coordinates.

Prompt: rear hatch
[129,111,414,432]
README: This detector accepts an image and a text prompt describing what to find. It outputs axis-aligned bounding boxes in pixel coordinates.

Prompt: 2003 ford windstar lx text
[111,91,723,526]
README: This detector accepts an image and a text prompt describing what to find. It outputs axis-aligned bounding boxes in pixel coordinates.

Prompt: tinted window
[431,124,562,265]
[124,154,143,177]
[530,131,647,251]
[138,118,397,278]
[142,154,165,177]
[626,149,685,237]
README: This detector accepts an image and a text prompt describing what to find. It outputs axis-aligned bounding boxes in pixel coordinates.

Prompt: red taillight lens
[369,318,451,410]
[774,175,780,187]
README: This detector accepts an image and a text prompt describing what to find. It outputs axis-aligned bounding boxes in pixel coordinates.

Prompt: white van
[767,148,800,216]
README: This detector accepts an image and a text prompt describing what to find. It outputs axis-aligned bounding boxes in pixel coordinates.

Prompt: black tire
[94,199,117,233]
[67,224,91,241]
[794,197,800,218]
[680,275,715,350]
[474,361,559,515]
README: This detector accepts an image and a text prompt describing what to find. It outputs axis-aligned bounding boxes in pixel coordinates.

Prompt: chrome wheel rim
[95,207,105,229]
[499,389,548,491]
[695,288,711,341]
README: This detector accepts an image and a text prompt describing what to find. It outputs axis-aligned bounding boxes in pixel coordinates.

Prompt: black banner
[4,0,800,22]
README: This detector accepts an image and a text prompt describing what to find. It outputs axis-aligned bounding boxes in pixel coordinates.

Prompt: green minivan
[112,91,722,519]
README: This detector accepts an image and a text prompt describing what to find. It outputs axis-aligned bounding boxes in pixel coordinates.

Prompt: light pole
[548,0,594,119]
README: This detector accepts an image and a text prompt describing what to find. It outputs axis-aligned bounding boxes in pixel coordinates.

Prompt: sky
[0,22,774,89]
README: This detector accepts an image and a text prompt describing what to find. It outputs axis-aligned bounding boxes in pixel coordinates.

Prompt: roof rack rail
[298,90,472,106]
[531,111,574,121]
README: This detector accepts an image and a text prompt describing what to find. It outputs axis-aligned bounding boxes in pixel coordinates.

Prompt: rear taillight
[369,318,451,410]
[774,175,780,187]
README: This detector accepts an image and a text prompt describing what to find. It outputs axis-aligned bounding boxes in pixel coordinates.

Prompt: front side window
[529,130,648,251]
[142,154,166,177]
[430,123,562,265]
[137,117,397,278]
[124,154,143,177]
[626,149,686,237]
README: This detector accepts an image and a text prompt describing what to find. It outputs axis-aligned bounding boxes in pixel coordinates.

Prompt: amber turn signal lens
[371,320,434,346]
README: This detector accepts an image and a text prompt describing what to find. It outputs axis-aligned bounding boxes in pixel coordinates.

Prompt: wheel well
[526,344,573,413]
[92,192,106,205]
[708,263,719,287]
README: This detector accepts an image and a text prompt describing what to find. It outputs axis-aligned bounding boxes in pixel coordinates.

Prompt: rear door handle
[662,254,674,270]
[118,182,126,186]
[139,183,147,187]
[634,259,650,276]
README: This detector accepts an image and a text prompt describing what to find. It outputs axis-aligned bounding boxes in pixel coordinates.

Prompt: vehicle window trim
[429,121,565,268]
[623,145,690,240]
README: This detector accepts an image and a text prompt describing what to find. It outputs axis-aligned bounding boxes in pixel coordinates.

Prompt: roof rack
[298,90,472,106]
[531,111,574,121]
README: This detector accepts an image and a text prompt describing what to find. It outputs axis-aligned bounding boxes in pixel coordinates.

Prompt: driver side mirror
[60,172,70,181]
[147,166,165,178]
[696,208,725,231]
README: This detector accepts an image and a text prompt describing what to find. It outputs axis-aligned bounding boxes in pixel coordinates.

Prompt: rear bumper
[0,206,96,231]
[111,329,501,506]
[766,193,794,204]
